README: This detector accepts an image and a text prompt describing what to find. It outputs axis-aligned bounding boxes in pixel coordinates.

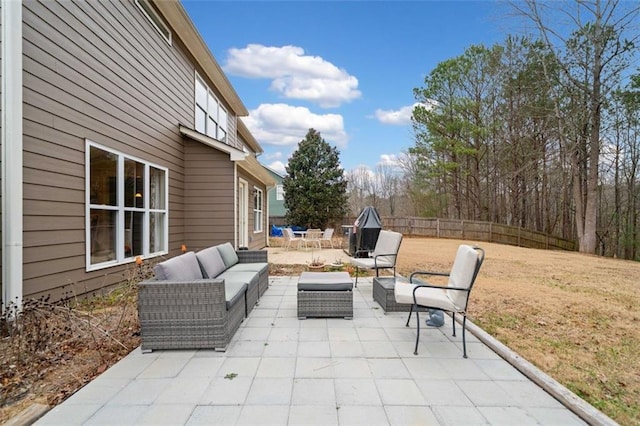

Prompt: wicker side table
[372,276,413,312]
[297,272,353,319]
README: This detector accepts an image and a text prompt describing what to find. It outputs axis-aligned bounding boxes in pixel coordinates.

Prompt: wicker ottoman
[373,276,413,312]
[298,272,353,319]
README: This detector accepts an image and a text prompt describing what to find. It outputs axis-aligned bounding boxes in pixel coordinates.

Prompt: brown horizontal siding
[23,130,84,168]
[21,0,197,299]
[26,184,84,204]
[25,244,84,264]
[25,216,83,231]
[27,268,126,301]
[184,140,235,251]
[25,1,192,126]
[184,208,236,220]
[24,165,85,190]
[23,77,184,168]
[24,229,84,247]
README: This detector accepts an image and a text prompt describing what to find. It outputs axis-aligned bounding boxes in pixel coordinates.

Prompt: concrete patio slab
[35,277,598,425]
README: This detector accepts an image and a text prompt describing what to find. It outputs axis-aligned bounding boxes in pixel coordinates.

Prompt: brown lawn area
[393,237,639,424]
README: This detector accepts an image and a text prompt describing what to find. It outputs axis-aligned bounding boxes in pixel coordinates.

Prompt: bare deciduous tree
[512,0,640,252]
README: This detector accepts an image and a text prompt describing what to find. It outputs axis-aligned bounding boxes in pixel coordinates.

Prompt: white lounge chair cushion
[393,244,479,312]
[393,281,419,305]
[350,230,402,269]
[153,251,203,281]
[394,281,458,311]
[372,230,403,264]
[446,245,478,309]
[351,257,394,270]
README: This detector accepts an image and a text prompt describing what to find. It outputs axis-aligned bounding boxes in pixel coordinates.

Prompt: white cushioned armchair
[394,244,485,358]
[350,230,403,286]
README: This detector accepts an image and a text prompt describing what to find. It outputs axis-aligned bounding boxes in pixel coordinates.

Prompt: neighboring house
[263,165,286,227]
[0,0,274,307]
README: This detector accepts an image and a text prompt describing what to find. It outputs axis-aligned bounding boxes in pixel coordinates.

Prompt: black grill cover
[349,206,382,257]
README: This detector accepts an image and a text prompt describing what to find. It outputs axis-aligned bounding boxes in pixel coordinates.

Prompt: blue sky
[182,1,510,175]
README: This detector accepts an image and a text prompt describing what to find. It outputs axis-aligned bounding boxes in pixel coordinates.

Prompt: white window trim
[194,72,228,142]
[253,187,263,233]
[135,0,172,46]
[85,140,169,271]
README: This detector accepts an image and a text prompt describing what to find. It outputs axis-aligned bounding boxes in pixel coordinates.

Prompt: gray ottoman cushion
[298,272,353,291]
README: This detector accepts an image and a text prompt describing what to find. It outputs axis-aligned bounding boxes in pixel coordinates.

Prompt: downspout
[265,184,275,247]
[233,163,238,248]
[1,0,24,311]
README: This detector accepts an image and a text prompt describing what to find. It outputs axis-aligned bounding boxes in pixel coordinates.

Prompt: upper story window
[195,74,228,142]
[253,188,263,233]
[87,141,168,270]
[276,185,284,201]
[136,0,171,45]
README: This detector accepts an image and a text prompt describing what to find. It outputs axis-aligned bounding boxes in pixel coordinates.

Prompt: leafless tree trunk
[513,0,639,253]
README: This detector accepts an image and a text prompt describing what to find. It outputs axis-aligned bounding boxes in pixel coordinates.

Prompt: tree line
[284,1,639,260]
[404,0,640,259]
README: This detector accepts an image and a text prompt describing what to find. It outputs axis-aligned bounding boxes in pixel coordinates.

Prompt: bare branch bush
[0,260,155,411]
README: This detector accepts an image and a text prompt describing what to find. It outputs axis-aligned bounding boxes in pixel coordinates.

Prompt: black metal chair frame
[404,246,485,358]
[354,251,399,287]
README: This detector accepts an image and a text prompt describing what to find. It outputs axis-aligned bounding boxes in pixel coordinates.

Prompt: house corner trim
[2,0,24,311]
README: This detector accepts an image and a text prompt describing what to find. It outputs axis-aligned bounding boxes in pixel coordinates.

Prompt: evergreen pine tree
[283,129,348,228]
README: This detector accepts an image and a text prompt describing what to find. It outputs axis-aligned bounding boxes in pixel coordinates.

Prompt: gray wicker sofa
[138,243,268,352]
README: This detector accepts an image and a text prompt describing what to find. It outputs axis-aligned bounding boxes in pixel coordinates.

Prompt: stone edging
[464,318,618,426]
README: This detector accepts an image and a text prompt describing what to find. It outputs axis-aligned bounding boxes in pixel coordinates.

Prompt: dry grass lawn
[393,237,639,425]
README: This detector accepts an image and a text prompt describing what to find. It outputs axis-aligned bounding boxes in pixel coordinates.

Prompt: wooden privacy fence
[342,216,577,252]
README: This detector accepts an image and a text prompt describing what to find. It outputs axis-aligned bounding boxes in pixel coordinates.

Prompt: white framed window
[135,0,171,46]
[86,141,168,270]
[253,187,263,233]
[195,74,228,142]
[276,184,284,201]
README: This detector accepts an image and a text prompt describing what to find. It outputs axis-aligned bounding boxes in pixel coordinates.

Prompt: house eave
[179,125,247,161]
[238,155,277,187]
[237,119,262,155]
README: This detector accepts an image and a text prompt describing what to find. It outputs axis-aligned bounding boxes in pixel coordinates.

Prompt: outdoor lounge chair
[320,228,335,248]
[283,227,303,250]
[394,244,485,358]
[350,229,403,287]
[303,228,322,249]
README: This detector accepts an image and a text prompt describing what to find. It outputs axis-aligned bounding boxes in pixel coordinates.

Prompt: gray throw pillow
[196,246,227,278]
[216,242,239,268]
[153,252,203,281]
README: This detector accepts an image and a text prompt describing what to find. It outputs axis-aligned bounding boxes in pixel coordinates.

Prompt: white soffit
[179,125,247,161]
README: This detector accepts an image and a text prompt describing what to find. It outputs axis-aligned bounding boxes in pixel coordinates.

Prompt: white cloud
[244,103,348,148]
[224,44,361,108]
[264,151,283,161]
[268,160,287,175]
[374,102,435,125]
[378,154,401,167]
